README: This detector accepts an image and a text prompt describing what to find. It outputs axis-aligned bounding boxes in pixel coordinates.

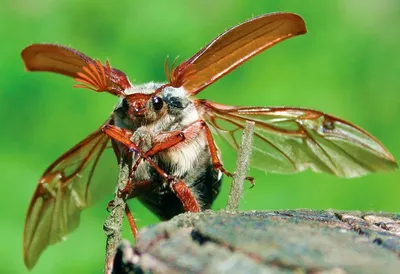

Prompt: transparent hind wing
[24,126,111,269]
[198,100,397,178]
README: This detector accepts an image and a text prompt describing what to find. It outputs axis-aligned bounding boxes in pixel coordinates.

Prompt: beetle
[21,12,397,268]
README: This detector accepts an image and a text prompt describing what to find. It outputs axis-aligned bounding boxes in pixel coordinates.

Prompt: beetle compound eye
[152,96,163,111]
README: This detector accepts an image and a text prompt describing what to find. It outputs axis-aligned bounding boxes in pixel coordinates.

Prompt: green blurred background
[1,0,399,273]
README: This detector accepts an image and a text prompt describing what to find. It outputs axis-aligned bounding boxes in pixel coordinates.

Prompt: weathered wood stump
[111,209,400,274]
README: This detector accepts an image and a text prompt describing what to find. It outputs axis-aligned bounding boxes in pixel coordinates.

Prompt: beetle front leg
[129,119,254,187]
[102,124,201,213]
[147,119,254,186]
[127,120,205,177]
[102,124,143,198]
[102,124,145,155]
[102,124,178,181]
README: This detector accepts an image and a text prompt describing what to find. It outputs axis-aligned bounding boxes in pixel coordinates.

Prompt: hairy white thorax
[113,82,208,180]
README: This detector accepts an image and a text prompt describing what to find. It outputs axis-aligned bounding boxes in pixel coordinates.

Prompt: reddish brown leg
[104,121,254,188]
[143,131,185,157]
[201,121,255,187]
[139,120,205,157]
[102,125,150,197]
[107,180,151,240]
[171,181,200,212]
[128,130,186,178]
[125,203,138,239]
[108,120,204,180]
[102,124,144,154]
[106,201,138,238]
[102,124,202,213]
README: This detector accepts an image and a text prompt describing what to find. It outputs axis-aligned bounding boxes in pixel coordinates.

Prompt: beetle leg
[125,203,138,238]
[130,118,253,194]
[201,121,255,186]
[103,124,201,213]
[102,124,144,155]
[170,180,200,212]
[128,130,185,177]
[106,179,152,239]
[102,125,151,196]
[126,119,254,187]
[128,120,204,177]
[106,201,138,238]
[138,120,204,157]
[120,179,152,199]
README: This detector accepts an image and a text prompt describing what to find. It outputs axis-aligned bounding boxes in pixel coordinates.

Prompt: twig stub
[103,159,130,274]
[226,121,255,211]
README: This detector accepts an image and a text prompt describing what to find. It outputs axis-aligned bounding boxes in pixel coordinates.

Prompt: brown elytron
[21,12,397,269]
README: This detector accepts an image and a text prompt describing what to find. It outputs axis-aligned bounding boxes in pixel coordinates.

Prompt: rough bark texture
[104,160,131,274]
[111,209,400,274]
[226,121,254,212]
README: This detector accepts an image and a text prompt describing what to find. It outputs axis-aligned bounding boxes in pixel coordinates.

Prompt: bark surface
[111,209,400,274]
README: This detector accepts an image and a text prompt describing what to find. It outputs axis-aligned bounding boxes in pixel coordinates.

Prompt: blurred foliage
[1,1,399,273]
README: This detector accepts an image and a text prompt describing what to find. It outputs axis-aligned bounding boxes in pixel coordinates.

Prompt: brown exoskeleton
[21,12,397,269]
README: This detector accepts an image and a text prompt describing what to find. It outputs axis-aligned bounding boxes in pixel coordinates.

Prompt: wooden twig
[103,158,130,274]
[226,121,255,211]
